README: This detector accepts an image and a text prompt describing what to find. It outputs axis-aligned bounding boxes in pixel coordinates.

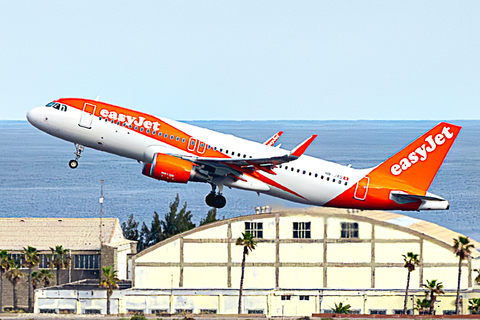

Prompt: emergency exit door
[78,103,96,129]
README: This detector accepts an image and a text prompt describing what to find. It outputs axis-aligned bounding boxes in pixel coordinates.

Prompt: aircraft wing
[178,135,317,176]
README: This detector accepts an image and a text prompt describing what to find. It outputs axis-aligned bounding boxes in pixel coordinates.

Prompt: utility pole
[99,180,104,282]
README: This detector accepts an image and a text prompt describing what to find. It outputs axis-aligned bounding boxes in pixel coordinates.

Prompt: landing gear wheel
[205,193,216,207]
[205,193,226,208]
[213,195,226,208]
[68,160,78,169]
[70,143,84,169]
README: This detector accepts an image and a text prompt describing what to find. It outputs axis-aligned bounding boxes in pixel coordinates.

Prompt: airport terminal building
[35,208,480,316]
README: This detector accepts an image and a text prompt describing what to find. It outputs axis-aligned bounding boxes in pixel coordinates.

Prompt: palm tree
[100,265,119,315]
[5,261,23,311]
[49,245,71,286]
[31,271,42,291]
[423,279,445,315]
[331,302,351,314]
[469,298,480,314]
[474,268,480,285]
[414,297,431,315]
[39,269,53,288]
[453,236,474,314]
[0,250,11,313]
[402,252,420,314]
[235,232,257,314]
[22,246,39,313]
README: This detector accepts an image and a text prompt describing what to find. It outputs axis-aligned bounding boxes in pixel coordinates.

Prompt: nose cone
[26,107,46,129]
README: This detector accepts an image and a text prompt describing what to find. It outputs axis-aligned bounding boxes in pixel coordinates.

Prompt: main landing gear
[69,144,84,169]
[205,183,226,208]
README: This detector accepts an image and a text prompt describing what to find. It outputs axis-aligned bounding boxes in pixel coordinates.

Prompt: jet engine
[142,153,208,183]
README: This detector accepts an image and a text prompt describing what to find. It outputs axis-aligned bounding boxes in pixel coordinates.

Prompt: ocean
[1,120,479,241]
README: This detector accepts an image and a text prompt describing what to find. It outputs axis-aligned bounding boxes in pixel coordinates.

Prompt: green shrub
[130,315,147,320]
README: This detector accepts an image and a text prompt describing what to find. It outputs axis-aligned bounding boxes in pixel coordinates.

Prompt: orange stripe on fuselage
[57,98,229,159]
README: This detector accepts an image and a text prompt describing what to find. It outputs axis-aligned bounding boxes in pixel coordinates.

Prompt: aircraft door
[79,103,96,129]
[354,176,370,200]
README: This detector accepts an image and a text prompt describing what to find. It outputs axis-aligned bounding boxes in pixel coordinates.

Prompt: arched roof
[136,207,480,258]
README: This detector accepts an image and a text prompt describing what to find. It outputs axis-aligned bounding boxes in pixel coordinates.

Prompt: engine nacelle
[142,153,207,183]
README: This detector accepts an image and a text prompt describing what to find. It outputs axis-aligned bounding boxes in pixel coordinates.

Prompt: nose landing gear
[205,183,226,208]
[69,144,84,169]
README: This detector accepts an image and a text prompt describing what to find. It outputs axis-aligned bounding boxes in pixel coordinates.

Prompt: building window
[248,309,264,314]
[293,222,311,239]
[74,254,99,269]
[85,309,101,314]
[281,295,291,301]
[39,254,51,269]
[151,309,168,315]
[200,309,217,314]
[341,222,359,239]
[394,309,413,315]
[299,295,310,301]
[40,309,56,314]
[370,309,386,315]
[9,254,25,267]
[245,222,263,238]
[175,309,193,314]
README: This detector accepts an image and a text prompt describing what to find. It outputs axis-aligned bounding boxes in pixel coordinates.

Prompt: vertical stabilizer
[370,122,461,193]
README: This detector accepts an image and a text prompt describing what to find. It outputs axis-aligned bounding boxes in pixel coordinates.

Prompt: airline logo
[99,108,161,131]
[390,126,455,176]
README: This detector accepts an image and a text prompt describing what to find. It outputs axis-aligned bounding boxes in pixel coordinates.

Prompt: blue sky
[1,1,479,120]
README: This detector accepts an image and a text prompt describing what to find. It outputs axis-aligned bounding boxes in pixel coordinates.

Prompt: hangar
[36,208,480,316]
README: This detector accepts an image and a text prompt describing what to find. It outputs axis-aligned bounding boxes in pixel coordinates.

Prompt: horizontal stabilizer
[390,191,449,210]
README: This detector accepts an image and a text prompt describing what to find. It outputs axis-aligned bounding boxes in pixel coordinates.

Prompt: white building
[36,208,480,316]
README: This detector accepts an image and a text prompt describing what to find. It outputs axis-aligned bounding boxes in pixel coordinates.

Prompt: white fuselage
[27,104,368,206]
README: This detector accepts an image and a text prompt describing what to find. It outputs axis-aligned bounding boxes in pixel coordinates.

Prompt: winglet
[264,131,284,146]
[290,135,317,158]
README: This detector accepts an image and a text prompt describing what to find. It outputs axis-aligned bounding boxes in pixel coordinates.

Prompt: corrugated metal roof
[0,218,132,251]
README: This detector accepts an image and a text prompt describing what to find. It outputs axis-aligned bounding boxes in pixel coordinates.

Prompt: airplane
[26,98,461,211]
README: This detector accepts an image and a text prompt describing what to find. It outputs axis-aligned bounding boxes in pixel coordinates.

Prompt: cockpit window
[45,102,67,112]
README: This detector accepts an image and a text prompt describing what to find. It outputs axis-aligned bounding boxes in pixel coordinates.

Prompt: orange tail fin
[371,122,462,193]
